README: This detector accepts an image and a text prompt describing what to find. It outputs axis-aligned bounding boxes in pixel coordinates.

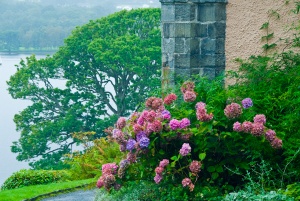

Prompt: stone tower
[160,0,227,87]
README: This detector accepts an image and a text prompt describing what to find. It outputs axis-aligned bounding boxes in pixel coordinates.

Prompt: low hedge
[1,169,71,190]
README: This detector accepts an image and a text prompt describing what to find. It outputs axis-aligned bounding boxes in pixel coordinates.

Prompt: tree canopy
[7,8,161,169]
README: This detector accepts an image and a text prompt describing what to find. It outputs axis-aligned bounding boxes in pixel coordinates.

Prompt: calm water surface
[0,53,50,186]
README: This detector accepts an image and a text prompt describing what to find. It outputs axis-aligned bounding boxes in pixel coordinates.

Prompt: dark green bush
[1,169,71,190]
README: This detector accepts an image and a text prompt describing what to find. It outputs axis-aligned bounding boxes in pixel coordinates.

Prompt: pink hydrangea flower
[133,124,143,134]
[265,129,276,142]
[159,159,169,168]
[181,81,195,93]
[180,118,190,129]
[155,167,164,174]
[146,120,163,134]
[169,119,181,130]
[182,178,192,187]
[224,103,242,119]
[189,160,202,174]
[116,117,126,129]
[154,174,163,184]
[242,121,253,133]
[254,114,266,125]
[145,110,156,122]
[161,110,171,120]
[251,123,265,137]
[271,137,282,149]
[102,163,118,175]
[164,93,177,105]
[233,121,243,132]
[184,91,197,102]
[179,143,191,156]
[96,177,104,188]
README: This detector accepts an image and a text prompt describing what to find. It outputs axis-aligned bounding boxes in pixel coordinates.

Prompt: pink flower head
[137,115,145,126]
[154,174,163,184]
[152,98,164,110]
[155,166,164,174]
[159,159,169,168]
[265,129,276,142]
[251,123,265,137]
[181,81,195,93]
[180,118,190,129]
[146,120,163,134]
[112,129,126,144]
[116,117,126,129]
[96,177,104,188]
[184,91,197,102]
[196,102,206,109]
[179,143,191,156]
[103,174,116,189]
[242,121,253,133]
[169,119,181,130]
[254,114,266,125]
[195,102,213,122]
[271,137,282,149]
[164,93,177,105]
[145,110,156,122]
[102,163,118,175]
[182,178,192,187]
[233,121,243,132]
[133,124,143,134]
[224,103,242,119]
[189,160,202,174]
[127,152,137,163]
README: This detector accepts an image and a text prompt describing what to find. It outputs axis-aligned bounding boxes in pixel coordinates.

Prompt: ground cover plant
[0,178,94,201]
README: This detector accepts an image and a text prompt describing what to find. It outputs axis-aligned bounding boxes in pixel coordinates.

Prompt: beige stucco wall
[225,0,299,85]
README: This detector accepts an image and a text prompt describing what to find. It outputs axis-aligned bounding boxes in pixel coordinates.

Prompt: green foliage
[7,8,161,169]
[224,190,294,201]
[1,169,71,190]
[0,178,94,201]
[65,134,126,179]
[283,183,300,200]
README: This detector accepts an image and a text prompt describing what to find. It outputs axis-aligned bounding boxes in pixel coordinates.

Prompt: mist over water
[0,53,47,186]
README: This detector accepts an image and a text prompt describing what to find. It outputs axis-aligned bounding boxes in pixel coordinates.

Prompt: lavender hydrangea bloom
[180,118,190,129]
[162,110,171,120]
[139,136,150,148]
[241,98,253,109]
[154,174,163,184]
[136,131,147,142]
[126,139,136,151]
[179,143,191,156]
[169,119,181,130]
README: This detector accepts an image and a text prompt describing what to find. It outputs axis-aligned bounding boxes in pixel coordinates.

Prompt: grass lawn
[0,178,95,201]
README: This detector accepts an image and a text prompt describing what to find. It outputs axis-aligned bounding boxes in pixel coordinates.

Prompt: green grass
[0,178,95,201]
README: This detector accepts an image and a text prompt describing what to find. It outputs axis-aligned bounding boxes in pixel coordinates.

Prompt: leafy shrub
[283,183,300,200]
[1,169,71,190]
[224,190,294,201]
[94,75,285,199]
[65,132,126,180]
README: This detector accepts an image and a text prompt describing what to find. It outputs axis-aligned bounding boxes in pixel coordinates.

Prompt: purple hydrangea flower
[139,136,150,148]
[126,139,136,151]
[161,110,171,120]
[136,131,147,142]
[180,118,190,129]
[241,98,253,109]
[179,143,191,156]
[169,119,181,130]
[159,159,169,168]
[154,174,163,184]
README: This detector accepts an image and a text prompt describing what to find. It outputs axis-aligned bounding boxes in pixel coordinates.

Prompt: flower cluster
[233,114,282,149]
[196,102,213,122]
[96,163,119,190]
[181,81,196,102]
[224,103,243,119]
[154,159,169,184]
[169,118,191,130]
[179,143,191,156]
[164,93,177,105]
[145,97,164,111]
[241,98,253,109]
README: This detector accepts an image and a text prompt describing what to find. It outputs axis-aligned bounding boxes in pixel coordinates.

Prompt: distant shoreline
[0,50,57,55]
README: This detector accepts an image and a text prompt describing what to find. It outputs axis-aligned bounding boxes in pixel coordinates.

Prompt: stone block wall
[160,0,227,84]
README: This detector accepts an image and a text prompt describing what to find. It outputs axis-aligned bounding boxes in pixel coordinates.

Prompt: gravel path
[40,189,97,201]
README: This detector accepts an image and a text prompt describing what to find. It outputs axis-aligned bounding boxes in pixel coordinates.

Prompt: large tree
[7,8,161,169]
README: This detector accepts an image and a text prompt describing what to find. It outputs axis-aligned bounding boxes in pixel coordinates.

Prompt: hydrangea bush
[96,78,283,195]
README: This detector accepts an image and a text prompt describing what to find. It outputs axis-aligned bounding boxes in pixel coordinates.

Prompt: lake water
[0,53,50,186]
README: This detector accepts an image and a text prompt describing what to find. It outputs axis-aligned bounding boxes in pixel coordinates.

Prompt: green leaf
[260,22,269,30]
[212,172,219,180]
[216,166,223,173]
[159,149,165,155]
[171,156,178,161]
[207,166,216,172]
[199,153,206,161]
